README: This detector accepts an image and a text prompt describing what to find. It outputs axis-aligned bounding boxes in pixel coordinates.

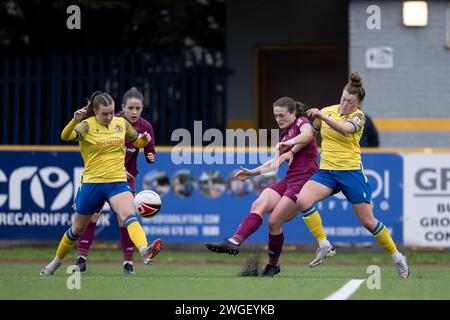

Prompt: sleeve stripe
[347,121,358,132]
[73,129,80,140]
[128,135,138,143]
[312,123,320,131]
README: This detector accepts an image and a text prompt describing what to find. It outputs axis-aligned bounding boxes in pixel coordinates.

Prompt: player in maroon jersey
[206,97,320,277]
[75,87,156,276]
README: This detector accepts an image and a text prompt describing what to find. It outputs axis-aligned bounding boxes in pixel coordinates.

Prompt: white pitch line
[324,279,365,300]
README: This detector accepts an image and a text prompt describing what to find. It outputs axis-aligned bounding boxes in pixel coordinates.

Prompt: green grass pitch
[1,247,450,300]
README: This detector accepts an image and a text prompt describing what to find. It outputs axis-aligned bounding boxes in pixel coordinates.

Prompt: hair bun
[350,72,362,87]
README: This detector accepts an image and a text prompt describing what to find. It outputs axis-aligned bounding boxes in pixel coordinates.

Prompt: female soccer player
[206,97,323,277]
[279,72,410,278]
[74,87,156,276]
[40,91,163,276]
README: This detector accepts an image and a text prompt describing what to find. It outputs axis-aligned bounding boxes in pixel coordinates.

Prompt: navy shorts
[74,182,133,215]
[309,169,372,204]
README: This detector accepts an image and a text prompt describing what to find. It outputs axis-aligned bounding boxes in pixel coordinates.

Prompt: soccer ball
[134,190,162,218]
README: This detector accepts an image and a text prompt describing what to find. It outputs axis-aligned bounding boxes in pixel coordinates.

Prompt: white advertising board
[404,153,450,247]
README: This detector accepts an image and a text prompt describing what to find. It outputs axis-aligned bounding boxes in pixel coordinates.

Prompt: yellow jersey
[312,105,366,170]
[63,116,140,183]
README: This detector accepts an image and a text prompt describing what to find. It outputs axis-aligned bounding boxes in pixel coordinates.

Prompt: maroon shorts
[267,178,308,203]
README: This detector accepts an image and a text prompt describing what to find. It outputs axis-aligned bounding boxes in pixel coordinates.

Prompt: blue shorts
[74,182,133,215]
[309,169,372,204]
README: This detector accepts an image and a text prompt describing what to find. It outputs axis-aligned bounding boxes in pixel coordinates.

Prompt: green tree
[0,0,225,53]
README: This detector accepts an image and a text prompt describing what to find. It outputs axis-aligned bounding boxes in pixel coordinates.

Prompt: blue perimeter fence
[0,52,229,145]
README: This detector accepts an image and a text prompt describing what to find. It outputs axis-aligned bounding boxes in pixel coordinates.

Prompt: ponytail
[294,101,307,118]
[84,91,114,118]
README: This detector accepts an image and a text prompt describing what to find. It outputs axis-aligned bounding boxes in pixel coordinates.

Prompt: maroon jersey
[280,117,319,183]
[119,115,156,180]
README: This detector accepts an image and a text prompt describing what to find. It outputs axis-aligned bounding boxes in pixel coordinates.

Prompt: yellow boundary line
[1,145,450,153]
[373,118,450,132]
[226,118,450,132]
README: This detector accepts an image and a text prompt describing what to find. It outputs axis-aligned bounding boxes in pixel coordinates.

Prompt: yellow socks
[372,221,397,255]
[56,228,79,259]
[302,207,397,256]
[124,214,148,250]
[302,207,327,242]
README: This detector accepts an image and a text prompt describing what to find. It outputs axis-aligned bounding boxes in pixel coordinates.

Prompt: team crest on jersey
[115,124,123,133]
[288,128,294,137]
[296,118,303,126]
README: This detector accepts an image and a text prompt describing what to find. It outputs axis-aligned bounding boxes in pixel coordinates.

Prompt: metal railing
[0,51,229,145]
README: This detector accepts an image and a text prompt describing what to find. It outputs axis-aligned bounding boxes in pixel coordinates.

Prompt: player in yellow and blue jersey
[279,73,410,278]
[40,91,163,276]
[74,87,156,276]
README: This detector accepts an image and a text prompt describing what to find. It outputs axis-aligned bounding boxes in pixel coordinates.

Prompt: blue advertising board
[0,149,403,244]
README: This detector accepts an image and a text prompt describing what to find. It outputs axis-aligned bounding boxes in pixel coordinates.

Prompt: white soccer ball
[134,190,162,218]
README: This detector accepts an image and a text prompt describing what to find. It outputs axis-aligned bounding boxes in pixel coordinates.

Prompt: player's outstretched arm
[61,107,88,141]
[132,131,151,148]
[234,149,285,180]
[124,119,151,148]
[234,157,278,180]
[277,123,314,151]
[307,108,355,135]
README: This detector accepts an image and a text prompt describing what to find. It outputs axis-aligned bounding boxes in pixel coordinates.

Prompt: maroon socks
[77,222,134,263]
[231,212,263,244]
[268,232,284,266]
[77,221,96,258]
[120,227,135,262]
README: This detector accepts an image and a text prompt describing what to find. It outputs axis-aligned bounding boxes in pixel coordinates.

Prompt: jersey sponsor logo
[296,118,303,126]
[96,138,123,147]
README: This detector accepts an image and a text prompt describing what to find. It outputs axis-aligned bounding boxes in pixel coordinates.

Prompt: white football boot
[309,245,336,267]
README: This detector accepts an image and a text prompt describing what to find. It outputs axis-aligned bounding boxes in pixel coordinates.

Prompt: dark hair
[123,87,144,105]
[272,96,307,118]
[343,72,366,103]
[85,91,114,118]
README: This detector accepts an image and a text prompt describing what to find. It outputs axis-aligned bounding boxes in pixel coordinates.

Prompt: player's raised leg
[109,189,163,264]
[205,188,280,255]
